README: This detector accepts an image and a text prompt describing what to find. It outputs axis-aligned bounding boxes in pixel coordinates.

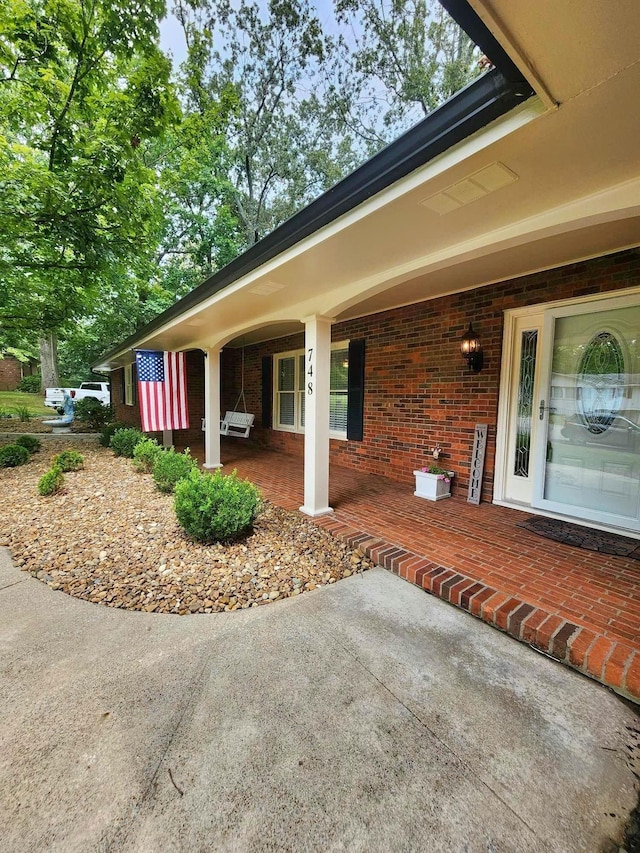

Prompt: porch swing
[202,346,255,439]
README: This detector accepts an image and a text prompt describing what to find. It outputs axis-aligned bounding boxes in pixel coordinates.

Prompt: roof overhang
[93,0,640,371]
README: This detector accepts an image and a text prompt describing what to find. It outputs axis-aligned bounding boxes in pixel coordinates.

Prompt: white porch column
[203,347,223,469]
[300,315,333,517]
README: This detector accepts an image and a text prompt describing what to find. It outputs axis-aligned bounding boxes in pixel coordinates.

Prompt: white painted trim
[102,102,544,359]
[496,287,640,502]
[503,283,640,321]
[124,363,135,407]
[327,177,640,319]
[331,245,640,330]
[495,287,640,530]
[467,4,557,109]
[493,499,640,541]
[203,347,223,469]
[300,316,334,517]
[493,316,515,504]
[273,342,349,438]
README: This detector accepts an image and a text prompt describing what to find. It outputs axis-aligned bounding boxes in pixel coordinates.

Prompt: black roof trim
[439,0,527,87]
[96,62,534,367]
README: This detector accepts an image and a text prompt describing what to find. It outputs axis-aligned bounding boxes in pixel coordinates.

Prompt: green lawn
[0,391,49,417]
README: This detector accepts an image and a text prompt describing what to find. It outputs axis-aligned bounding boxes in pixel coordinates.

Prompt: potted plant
[413,465,454,501]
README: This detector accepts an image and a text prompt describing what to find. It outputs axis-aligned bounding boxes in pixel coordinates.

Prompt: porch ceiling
[98,2,640,365]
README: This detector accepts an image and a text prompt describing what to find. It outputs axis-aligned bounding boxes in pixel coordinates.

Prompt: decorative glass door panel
[533,298,640,531]
[503,314,543,505]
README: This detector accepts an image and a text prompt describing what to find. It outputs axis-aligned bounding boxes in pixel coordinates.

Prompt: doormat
[516,516,640,559]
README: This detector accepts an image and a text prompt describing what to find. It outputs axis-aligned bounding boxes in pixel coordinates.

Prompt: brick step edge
[313,516,640,705]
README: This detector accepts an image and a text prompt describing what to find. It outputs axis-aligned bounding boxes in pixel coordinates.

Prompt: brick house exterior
[112,249,640,503]
[98,2,640,529]
[0,355,38,392]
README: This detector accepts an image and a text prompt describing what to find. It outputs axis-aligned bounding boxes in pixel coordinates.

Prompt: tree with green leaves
[0,0,180,387]
[333,0,482,143]
[174,0,359,247]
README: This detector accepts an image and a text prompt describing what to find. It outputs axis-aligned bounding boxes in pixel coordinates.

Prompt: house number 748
[307,348,313,395]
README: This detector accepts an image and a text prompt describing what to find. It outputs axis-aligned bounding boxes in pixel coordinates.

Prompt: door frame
[494,284,640,532]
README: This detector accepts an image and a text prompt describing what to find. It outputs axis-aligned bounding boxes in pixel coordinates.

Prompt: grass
[0,391,49,417]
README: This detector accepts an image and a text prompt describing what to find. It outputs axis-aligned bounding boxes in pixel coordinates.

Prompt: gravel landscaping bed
[0,417,92,434]
[0,440,371,614]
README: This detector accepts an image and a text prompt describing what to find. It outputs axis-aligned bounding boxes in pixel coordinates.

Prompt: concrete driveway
[0,548,637,853]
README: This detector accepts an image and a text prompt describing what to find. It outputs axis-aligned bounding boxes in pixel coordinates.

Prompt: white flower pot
[413,470,454,501]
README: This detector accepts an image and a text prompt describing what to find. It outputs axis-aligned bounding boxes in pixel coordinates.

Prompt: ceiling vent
[421,162,518,215]
[248,280,285,296]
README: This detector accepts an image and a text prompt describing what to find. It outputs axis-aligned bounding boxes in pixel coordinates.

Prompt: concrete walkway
[0,548,637,852]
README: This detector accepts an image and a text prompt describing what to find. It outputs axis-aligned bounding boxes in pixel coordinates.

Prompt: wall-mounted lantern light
[461,323,483,372]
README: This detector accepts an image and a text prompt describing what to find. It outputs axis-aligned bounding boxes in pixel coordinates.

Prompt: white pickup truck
[44,381,111,409]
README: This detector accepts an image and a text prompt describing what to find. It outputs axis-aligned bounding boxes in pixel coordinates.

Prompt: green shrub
[38,465,65,496]
[132,436,162,473]
[73,397,113,431]
[174,469,262,544]
[152,447,197,494]
[52,450,84,471]
[110,427,144,458]
[13,405,31,422]
[17,374,41,393]
[98,421,128,447]
[0,443,30,467]
[15,435,41,453]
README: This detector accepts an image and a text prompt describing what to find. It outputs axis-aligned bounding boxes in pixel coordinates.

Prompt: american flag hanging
[135,350,189,432]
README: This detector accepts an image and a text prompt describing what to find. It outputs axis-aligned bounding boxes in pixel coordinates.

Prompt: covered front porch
[189,437,640,703]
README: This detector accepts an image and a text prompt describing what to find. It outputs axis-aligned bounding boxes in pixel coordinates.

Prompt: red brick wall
[220,249,640,499]
[0,356,24,391]
[109,250,640,499]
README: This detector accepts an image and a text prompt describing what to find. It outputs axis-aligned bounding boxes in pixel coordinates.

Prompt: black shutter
[120,367,126,404]
[261,355,273,428]
[347,338,365,441]
[132,361,137,405]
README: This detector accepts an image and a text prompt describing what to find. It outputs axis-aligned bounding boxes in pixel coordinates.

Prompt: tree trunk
[39,332,59,391]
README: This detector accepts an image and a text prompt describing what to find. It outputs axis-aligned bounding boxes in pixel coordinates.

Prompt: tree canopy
[0,0,484,384]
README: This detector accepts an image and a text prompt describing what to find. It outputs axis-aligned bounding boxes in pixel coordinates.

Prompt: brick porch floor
[197,438,640,703]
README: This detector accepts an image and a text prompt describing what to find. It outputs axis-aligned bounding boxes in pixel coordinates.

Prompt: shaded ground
[0,441,369,614]
[0,554,637,852]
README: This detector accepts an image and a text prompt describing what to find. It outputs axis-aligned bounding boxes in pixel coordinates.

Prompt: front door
[532,295,640,532]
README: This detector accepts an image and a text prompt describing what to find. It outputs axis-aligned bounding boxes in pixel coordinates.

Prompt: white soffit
[248,281,286,296]
[421,162,518,214]
[130,101,542,347]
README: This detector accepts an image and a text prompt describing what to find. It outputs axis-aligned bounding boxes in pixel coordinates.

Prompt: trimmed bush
[52,450,84,471]
[99,421,129,447]
[17,374,41,393]
[110,427,144,458]
[38,465,65,496]
[132,436,162,473]
[0,443,30,467]
[73,397,113,431]
[15,435,41,453]
[152,448,197,494]
[174,469,262,544]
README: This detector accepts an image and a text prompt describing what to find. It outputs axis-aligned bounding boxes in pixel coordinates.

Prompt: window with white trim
[124,363,135,406]
[274,344,349,437]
